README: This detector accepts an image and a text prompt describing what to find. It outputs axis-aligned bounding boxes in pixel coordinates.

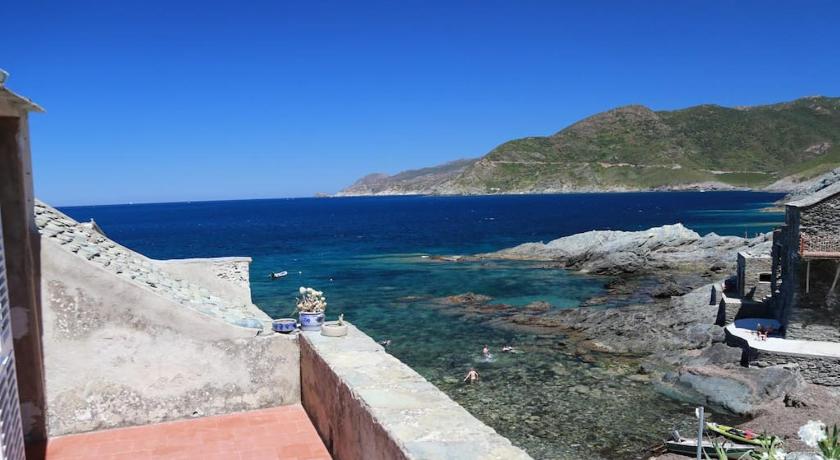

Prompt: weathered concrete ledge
[300,325,532,460]
[725,323,840,386]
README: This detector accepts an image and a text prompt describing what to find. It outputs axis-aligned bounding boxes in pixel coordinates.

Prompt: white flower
[799,420,827,448]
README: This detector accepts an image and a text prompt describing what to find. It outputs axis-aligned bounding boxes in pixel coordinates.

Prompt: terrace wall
[300,325,532,460]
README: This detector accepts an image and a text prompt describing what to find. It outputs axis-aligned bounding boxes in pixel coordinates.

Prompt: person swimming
[482,345,490,356]
[464,368,480,384]
[502,345,514,352]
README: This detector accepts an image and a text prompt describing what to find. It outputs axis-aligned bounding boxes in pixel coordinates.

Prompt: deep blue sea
[62,192,784,459]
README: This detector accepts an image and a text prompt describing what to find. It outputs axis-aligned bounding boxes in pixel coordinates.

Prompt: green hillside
[341,96,840,195]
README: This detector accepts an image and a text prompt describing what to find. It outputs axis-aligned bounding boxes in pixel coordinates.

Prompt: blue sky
[4,1,840,205]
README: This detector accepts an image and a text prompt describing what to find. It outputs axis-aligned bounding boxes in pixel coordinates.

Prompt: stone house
[770,182,840,332]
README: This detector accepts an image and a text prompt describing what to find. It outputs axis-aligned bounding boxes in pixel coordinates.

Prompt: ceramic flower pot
[272,318,297,333]
[321,321,348,337]
[298,311,325,331]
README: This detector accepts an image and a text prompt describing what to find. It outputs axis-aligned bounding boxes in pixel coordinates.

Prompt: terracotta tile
[44,405,330,460]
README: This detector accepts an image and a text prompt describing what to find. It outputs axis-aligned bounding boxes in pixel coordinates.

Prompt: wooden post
[830,262,840,294]
[806,260,811,294]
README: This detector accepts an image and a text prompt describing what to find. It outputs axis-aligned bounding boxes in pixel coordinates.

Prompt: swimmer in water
[502,345,514,352]
[482,345,490,356]
[464,368,479,384]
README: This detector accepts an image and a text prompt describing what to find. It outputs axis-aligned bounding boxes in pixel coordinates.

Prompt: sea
[62,191,785,459]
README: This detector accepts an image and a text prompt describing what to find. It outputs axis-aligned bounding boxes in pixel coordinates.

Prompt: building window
[759,272,771,283]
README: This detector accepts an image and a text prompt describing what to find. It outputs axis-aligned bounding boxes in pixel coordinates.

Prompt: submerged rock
[440,292,493,306]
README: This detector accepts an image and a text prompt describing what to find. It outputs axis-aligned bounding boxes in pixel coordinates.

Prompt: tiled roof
[787,181,840,208]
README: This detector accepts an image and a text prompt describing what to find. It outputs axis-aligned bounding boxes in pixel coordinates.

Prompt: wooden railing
[800,234,840,258]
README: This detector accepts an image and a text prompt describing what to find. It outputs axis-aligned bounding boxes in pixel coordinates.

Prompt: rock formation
[479,223,771,274]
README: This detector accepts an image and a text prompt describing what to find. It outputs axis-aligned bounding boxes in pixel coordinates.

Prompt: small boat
[665,438,754,459]
[269,271,288,280]
[706,422,776,447]
[664,431,754,459]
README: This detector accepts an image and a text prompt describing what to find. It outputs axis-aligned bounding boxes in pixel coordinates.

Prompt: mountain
[339,96,840,196]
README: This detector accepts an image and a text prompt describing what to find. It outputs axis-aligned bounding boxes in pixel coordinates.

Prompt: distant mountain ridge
[338,96,840,196]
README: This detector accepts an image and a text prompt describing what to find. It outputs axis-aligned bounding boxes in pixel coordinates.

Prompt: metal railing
[800,234,840,258]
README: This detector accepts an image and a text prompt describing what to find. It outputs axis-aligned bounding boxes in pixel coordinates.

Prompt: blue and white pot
[272,318,297,333]
[299,311,325,331]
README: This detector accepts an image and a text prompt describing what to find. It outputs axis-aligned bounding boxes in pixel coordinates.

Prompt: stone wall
[800,192,840,237]
[40,236,300,436]
[772,208,802,327]
[750,351,840,386]
[726,328,840,386]
[716,295,771,326]
[300,325,532,460]
[737,252,772,300]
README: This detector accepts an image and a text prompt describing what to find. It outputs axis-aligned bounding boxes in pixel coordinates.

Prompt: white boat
[269,271,288,279]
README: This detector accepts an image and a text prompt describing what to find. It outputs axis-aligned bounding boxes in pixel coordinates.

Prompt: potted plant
[296,287,326,331]
[321,313,348,337]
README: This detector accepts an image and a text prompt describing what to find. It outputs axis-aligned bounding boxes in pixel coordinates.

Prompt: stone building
[770,181,840,333]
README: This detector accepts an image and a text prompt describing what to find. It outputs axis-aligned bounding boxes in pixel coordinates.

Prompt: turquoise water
[62,192,785,459]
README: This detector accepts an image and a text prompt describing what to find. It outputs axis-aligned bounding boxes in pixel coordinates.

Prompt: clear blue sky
[4,1,840,205]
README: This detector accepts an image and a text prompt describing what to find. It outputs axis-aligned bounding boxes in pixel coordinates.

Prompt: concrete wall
[300,325,532,460]
[41,238,300,436]
[0,103,47,442]
[155,257,253,306]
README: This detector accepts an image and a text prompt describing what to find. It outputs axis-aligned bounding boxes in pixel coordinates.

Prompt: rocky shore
[432,223,840,456]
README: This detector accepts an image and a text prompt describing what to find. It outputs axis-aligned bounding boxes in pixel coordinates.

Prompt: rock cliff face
[479,223,771,274]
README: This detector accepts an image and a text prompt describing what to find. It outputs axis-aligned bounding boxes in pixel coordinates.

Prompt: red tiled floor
[45,405,331,460]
